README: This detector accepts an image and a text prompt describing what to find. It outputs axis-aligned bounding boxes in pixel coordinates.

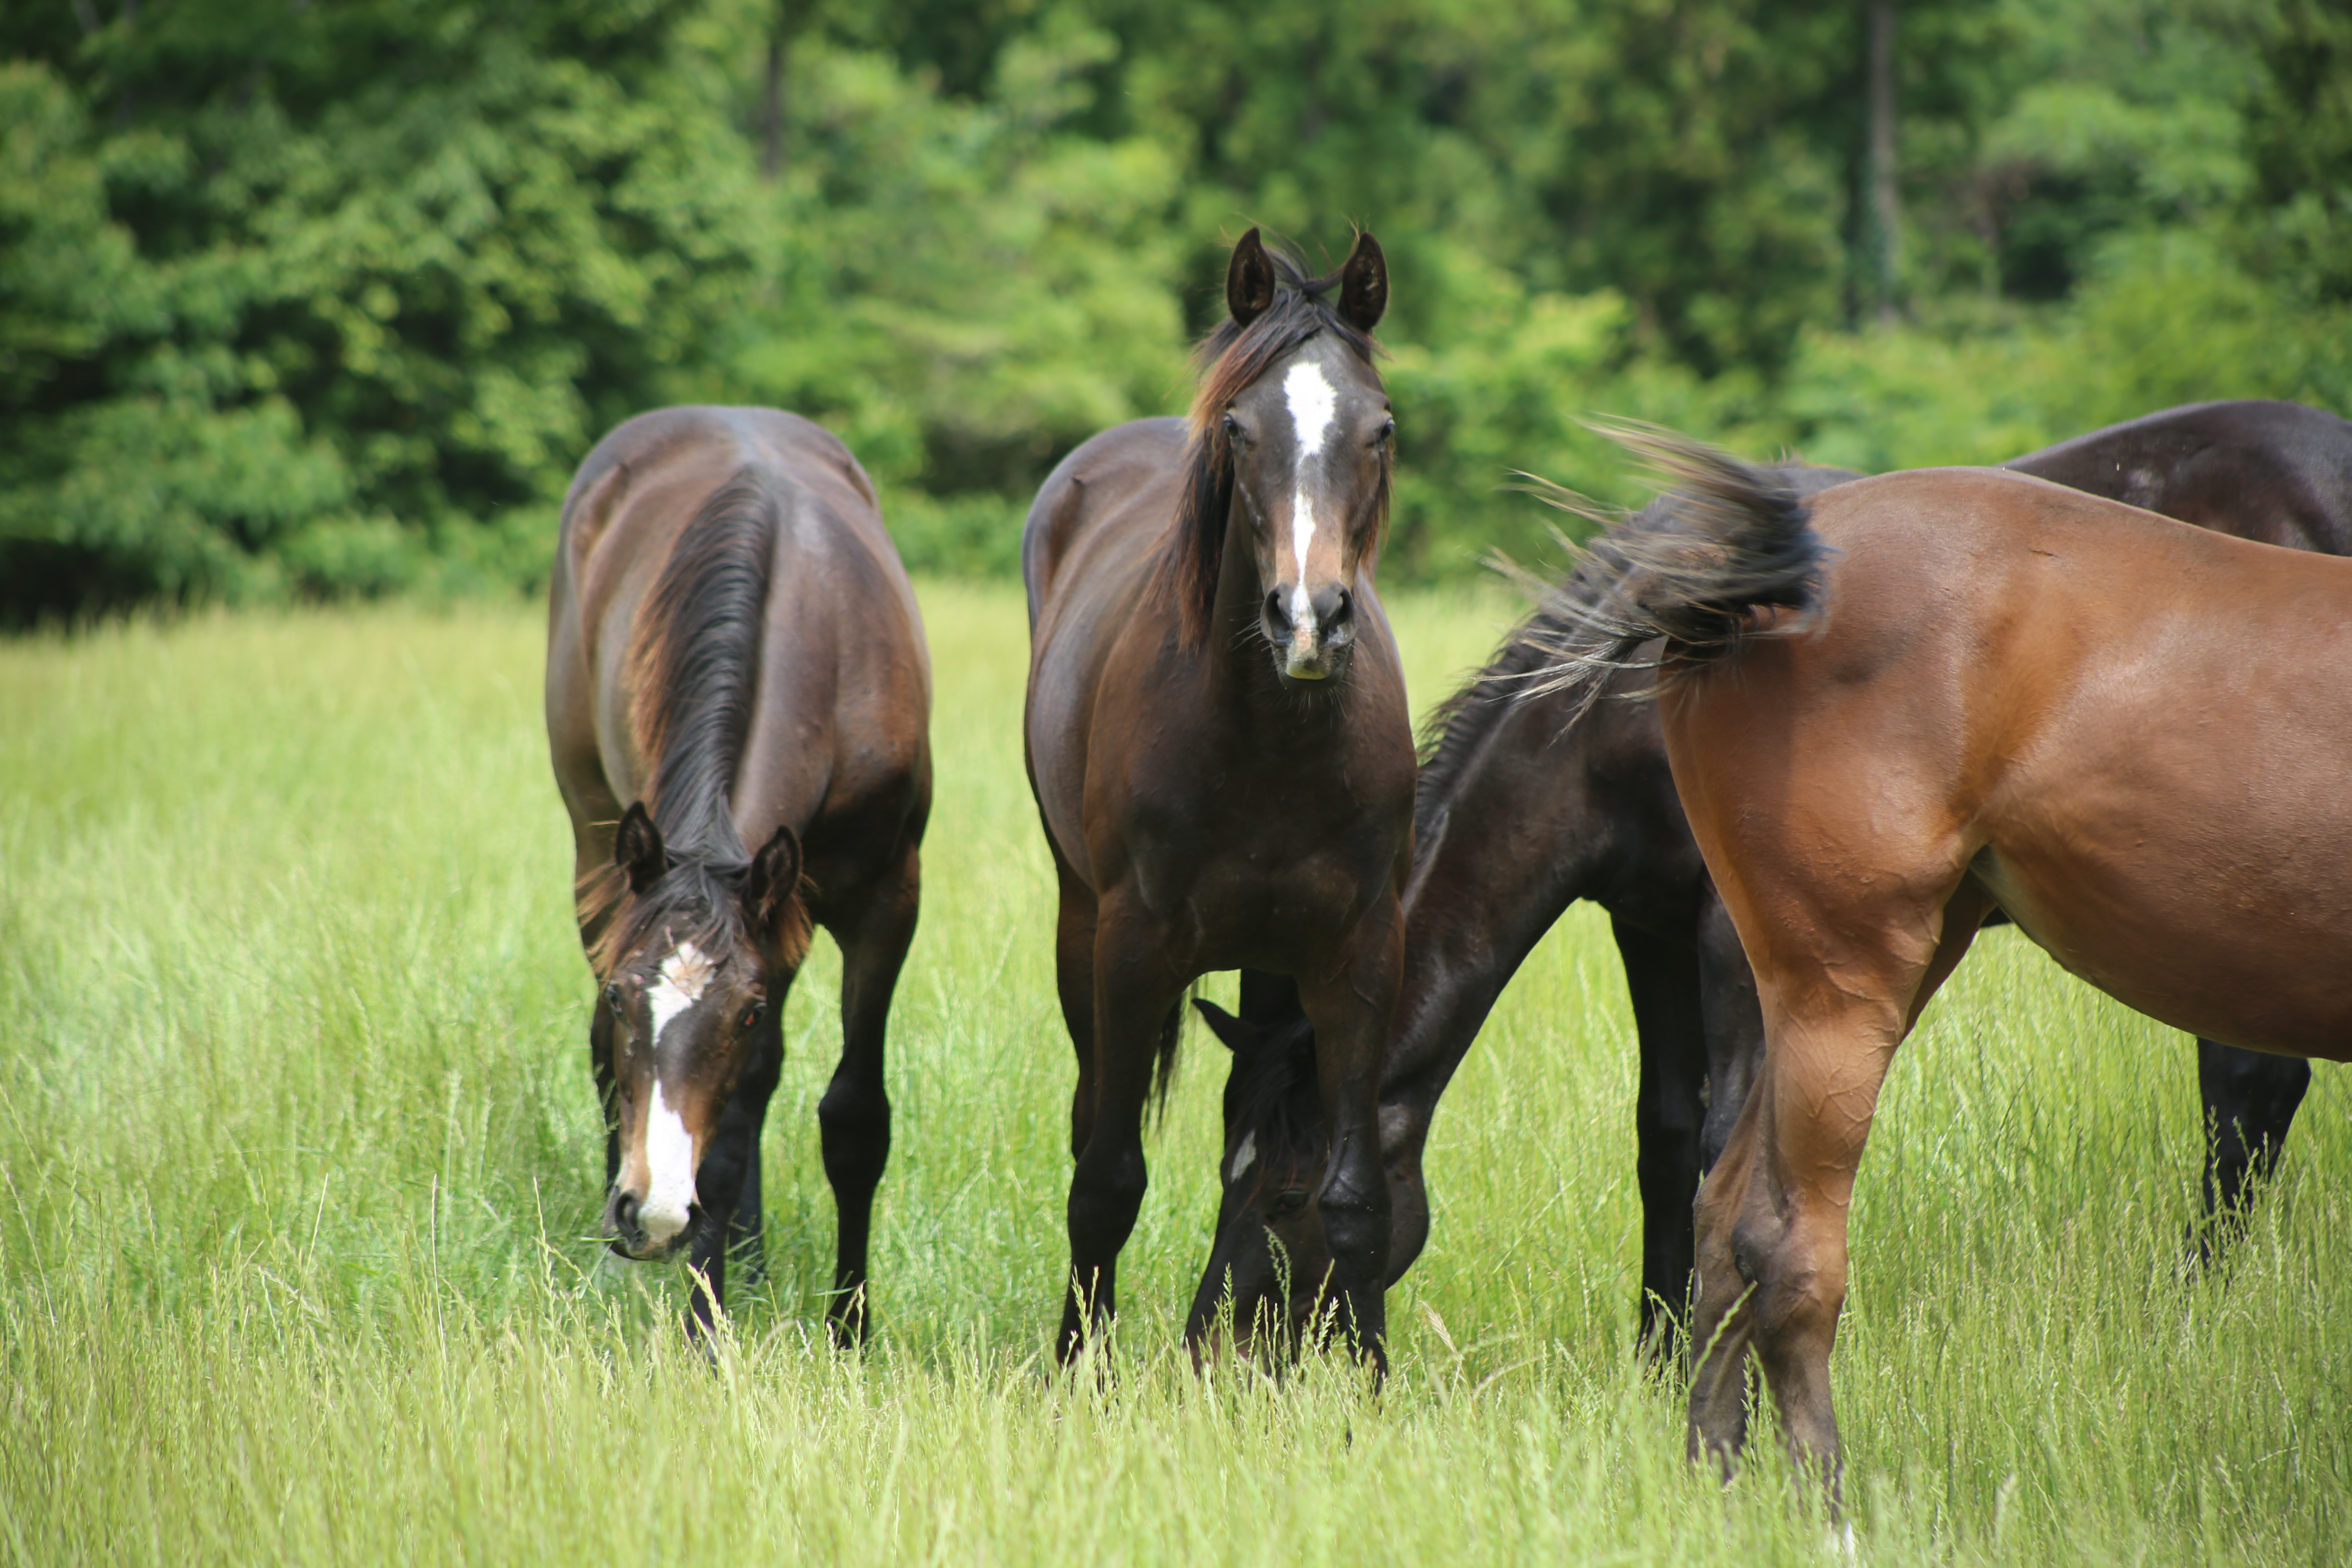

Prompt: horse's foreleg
[818,840,920,1346]
[1298,909,1403,1374]
[1058,902,1179,1365]
[1051,852,1100,1164]
[1613,916,1709,1362]
[682,1027,784,1343]
[2192,1039,2311,1263]
[591,1004,620,1194]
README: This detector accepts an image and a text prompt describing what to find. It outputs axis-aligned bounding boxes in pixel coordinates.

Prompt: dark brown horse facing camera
[1536,424,2352,1508]
[1022,229,1416,1367]
[546,406,931,1343]
[1187,400,2350,1363]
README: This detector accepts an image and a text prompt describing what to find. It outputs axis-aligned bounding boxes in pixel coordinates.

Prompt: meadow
[1,583,2346,1565]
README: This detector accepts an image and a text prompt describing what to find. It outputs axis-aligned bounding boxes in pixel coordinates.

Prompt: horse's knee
[818,1080,891,1190]
[1069,1143,1147,1232]
[1316,1143,1391,1283]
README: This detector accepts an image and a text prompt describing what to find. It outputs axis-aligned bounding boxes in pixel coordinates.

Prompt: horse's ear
[1336,231,1386,334]
[1227,227,1276,328]
[615,803,668,893]
[742,822,804,940]
[1192,997,1254,1055]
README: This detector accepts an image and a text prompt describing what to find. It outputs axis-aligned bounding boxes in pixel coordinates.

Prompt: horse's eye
[1374,417,1396,447]
[741,1000,766,1031]
[604,982,625,1018]
[1271,1188,1310,1217]
[1223,411,1246,445]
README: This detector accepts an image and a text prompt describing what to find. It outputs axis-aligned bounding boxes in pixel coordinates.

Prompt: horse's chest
[1122,803,1401,962]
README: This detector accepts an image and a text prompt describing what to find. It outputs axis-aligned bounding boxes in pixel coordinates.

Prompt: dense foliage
[3,0,2348,615]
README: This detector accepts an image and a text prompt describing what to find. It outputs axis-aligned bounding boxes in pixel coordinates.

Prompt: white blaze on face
[1228,1129,1258,1186]
[1282,359,1339,667]
[639,939,715,1246]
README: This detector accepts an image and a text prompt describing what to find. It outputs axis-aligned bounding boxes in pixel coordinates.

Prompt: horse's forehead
[643,936,723,1042]
[654,938,719,997]
[1243,336,1378,418]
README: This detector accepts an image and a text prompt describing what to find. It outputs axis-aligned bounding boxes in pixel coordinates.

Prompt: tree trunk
[1866,2,1902,325]
[761,5,788,182]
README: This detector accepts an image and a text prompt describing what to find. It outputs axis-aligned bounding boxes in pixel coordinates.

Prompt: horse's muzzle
[1265,584,1357,684]
[604,1187,697,1262]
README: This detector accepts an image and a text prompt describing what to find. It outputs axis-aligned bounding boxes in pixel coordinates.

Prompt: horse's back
[547,406,928,866]
[1686,466,2352,1057]
[2006,400,2352,553]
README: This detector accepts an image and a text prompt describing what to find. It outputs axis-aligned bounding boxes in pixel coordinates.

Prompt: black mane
[585,472,778,973]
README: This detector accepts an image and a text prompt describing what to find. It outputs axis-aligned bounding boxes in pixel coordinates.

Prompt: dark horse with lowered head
[1023,229,1417,1366]
[546,405,931,1341]
[1185,400,2352,1360]
[1537,424,2352,1507]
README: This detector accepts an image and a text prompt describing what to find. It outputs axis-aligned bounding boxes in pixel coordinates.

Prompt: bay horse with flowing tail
[1535,425,2352,1508]
[1184,398,2352,1364]
[546,406,931,1343]
[1023,229,1415,1367]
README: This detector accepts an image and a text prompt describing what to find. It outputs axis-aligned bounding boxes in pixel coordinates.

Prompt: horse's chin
[1274,650,1352,689]
[606,1232,694,1265]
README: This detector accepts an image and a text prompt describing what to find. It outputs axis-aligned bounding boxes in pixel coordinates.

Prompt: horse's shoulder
[1024,418,1187,615]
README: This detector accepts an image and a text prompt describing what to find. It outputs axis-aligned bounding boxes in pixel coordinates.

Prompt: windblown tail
[1524,422,1828,720]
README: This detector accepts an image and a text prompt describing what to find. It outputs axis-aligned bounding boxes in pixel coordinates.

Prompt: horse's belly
[1980,825,2352,1062]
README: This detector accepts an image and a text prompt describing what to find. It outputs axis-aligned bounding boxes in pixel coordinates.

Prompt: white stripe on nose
[1283,359,1339,653]
[640,1081,697,1245]
[638,940,713,1245]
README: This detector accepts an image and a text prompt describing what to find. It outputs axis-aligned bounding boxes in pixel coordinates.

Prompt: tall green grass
[0,588,2344,1564]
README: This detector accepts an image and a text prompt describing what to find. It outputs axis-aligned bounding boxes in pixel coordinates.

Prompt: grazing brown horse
[1185,401,2352,1361]
[1023,229,1416,1365]
[546,406,931,1341]
[1534,428,2352,1506]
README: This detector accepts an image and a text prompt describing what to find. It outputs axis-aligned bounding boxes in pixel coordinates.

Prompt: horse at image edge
[1538,428,2352,1508]
[1186,399,2352,1361]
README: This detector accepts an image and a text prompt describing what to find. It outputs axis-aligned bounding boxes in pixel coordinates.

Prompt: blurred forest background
[2,0,2347,619]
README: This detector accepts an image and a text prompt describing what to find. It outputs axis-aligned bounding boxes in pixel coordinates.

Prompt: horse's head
[1180,228,1392,687]
[1183,998,1339,1362]
[595,802,807,1262]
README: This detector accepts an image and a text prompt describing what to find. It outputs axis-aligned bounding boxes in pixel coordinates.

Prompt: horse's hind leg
[2192,1039,2311,1264]
[1612,916,1708,1361]
[1689,880,1989,1509]
[818,837,921,1347]
[1050,851,1101,1164]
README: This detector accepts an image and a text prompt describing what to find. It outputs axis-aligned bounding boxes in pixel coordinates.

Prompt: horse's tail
[1525,423,1829,721]
[1147,998,1184,1123]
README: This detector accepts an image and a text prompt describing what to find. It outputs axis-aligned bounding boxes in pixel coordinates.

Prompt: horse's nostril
[1263,589,1293,637]
[613,1191,641,1232]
